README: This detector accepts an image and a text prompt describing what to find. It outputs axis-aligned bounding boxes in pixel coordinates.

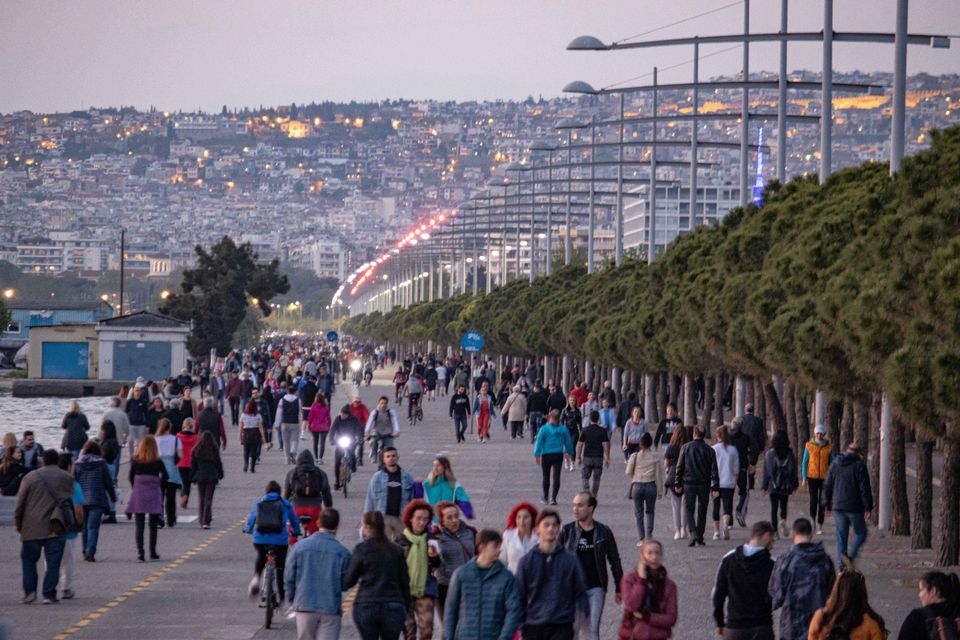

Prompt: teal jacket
[444,559,522,640]
[533,421,574,458]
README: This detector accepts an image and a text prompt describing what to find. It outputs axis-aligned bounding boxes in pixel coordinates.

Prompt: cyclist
[243,480,301,601]
[392,366,408,405]
[404,372,424,422]
[330,405,363,490]
[365,396,401,463]
[283,450,333,540]
[349,396,371,466]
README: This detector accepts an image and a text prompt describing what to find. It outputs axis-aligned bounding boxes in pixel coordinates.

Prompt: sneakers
[688,538,698,548]
[248,575,261,598]
[550,499,558,506]
[673,530,682,541]
[42,596,59,605]
[22,593,36,604]
[736,513,746,528]
[816,526,824,535]
[722,524,730,540]
[61,589,75,600]
[712,532,721,540]
[779,520,790,539]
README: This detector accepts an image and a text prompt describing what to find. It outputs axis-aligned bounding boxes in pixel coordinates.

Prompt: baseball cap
[814,424,827,435]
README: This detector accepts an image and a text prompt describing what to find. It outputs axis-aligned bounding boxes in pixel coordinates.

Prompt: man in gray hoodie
[274,385,302,464]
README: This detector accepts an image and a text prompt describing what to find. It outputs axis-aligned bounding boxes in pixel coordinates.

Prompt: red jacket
[225,377,244,399]
[350,402,370,426]
[619,569,678,640]
[176,431,198,469]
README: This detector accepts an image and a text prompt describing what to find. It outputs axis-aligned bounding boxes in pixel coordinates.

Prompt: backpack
[928,617,960,640]
[771,456,793,493]
[295,467,323,497]
[255,498,285,534]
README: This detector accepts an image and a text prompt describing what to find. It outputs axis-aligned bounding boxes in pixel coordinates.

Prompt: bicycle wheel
[263,566,275,629]
[342,467,350,498]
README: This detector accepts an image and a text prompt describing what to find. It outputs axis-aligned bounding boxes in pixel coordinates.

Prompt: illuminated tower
[752,127,766,207]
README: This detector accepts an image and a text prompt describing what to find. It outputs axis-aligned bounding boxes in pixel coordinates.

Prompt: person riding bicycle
[365,396,401,461]
[392,366,408,404]
[404,373,424,422]
[283,450,333,541]
[330,405,363,490]
[243,480,301,602]
[363,362,374,385]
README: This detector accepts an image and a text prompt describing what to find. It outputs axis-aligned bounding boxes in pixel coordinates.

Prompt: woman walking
[711,425,739,541]
[561,394,583,459]
[496,380,512,432]
[762,430,798,538]
[146,396,166,435]
[307,394,331,464]
[618,539,678,640]
[622,406,647,460]
[626,432,663,544]
[98,421,121,523]
[155,419,183,527]
[61,401,91,461]
[344,511,411,640]
[473,380,497,443]
[663,425,691,540]
[898,571,960,640]
[533,409,575,506]
[501,385,528,440]
[190,431,224,530]
[807,569,886,640]
[499,501,539,574]
[398,499,442,639]
[176,418,198,508]
[239,400,267,473]
[74,440,116,561]
[127,435,168,561]
[422,456,472,519]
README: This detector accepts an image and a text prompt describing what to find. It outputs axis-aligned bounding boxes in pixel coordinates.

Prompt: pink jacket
[307,404,331,433]
[618,569,678,640]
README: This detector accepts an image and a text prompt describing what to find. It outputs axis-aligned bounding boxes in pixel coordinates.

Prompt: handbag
[36,471,82,534]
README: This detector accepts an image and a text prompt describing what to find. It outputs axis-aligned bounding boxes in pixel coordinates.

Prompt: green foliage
[159,237,289,357]
[0,298,9,334]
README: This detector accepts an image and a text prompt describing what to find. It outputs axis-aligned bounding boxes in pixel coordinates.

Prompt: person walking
[443,529,522,640]
[284,450,333,538]
[801,424,834,535]
[761,430,798,539]
[626,433,663,544]
[239,400,267,474]
[190,431,223,530]
[449,385,472,444]
[243,480,301,604]
[712,521,776,640]
[728,419,755,530]
[127,436,168,561]
[618,539,678,640]
[500,501,539,574]
[155,419,183,527]
[364,448,415,541]
[674,425,719,546]
[807,569,887,640]
[97,421,121,523]
[196,396,228,451]
[559,492,624,640]
[516,509,588,640]
[275,385,304,464]
[768,517,835,640]
[533,409,575,506]
[561,395,584,462]
[622,406,647,461]
[712,425,740,541]
[399,499,442,640]
[434,502,477,622]
[653,402,682,450]
[501,385,528,440]
[344,511,411,640]
[897,571,960,640]
[16,448,74,604]
[284,508,351,640]
[663,425,691,541]
[735,403,766,526]
[577,411,611,497]
[225,370,244,427]
[307,394,332,465]
[527,380,549,444]
[822,442,873,571]
[176,419,198,509]
[60,401,91,461]
[102,396,130,450]
[0,441,27,497]
[422,456,472,519]
[73,440,116,561]
[473,380,497,443]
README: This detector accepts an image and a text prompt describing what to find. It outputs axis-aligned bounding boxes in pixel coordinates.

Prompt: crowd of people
[1,341,954,640]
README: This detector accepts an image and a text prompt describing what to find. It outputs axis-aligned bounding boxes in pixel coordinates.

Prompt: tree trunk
[668,374,679,409]
[763,380,787,433]
[826,398,843,450]
[794,385,811,444]
[937,436,960,567]
[890,417,911,536]
[755,379,767,427]
[704,375,715,432]
[655,373,667,425]
[713,373,725,434]
[913,429,934,549]
[840,399,854,449]
[868,393,881,527]
[683,374,697,427]
[644,374,657,427]
[783,380,797,449]
[852,397,869,452]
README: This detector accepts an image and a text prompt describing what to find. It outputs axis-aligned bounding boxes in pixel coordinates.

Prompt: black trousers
[243,440,260,472]
[713,487,735,522]
[312,431,327,460]
[162,483,178,526]
[454,415,468,442]
[510,420,525,439]
[254,543,288,602]
[770,493,789,530]
[807,478,825,524]
[134,513,160,555]
[522,623,574,640]
[540,453,563,502]
[684,484,710,540]
[228,397,241,425]
[179,467,192,498]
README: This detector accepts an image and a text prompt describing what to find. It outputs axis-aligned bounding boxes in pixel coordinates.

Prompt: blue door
[113,341,171,381]
[42,342,89,379]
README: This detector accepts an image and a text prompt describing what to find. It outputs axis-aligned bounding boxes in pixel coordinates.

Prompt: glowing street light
[2,288,13,299]
[160,290,171,300]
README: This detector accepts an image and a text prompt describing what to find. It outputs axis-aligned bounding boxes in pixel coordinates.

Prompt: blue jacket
[364,466,415,515]
[74,454,117,509]
[444,559,522,640]
[284,531,351,614]
[515,545,588,625]
[243,492,301,545]
[533,421,574,458]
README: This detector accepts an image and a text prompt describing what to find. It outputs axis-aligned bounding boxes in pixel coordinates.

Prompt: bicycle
[259,515,310,629]
[408,394,423,425]
[366,433,396,466]
[336,435,356,498]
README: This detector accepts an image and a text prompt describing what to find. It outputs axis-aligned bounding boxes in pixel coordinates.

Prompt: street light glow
[2,289,13,299]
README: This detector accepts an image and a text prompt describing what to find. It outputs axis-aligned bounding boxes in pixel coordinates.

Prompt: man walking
[559,492,623,640]
[449,385,472,444]
[675,425,719,546]
[363,448,414,540]
[735,403,766,526]
[822,442,873,570]
[284,508,351,640]
[576,411,610,497]
[275,385,303,464]
[728,419,755,529]
[768,518,835,640]
[15,448,75,604]
[516,510,588,640]
[712,521,777,640]
[526,380,549,444]
[654,402,683,449]
[444,529,522,640]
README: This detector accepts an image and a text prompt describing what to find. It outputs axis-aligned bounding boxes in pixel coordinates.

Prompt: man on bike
[404,373,424,422]
[330,405,363,490]
[243,480,301,602]
[365,396,401,462]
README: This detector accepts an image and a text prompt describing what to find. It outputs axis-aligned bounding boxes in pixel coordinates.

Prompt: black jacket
[713,545,775,629]
[449,392,471,418]
[343,539,411,606]
[738,413,765,465]
[822,452,873,512]
[730,429,754,473]
[527,389,549,415]
[675,439,719,488]
[61,412,91,451]
[616,399,639,430]
[546,391,567,414]
[558,520,624,594]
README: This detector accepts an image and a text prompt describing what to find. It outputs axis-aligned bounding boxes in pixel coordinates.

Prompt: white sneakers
[712,532,721,540]
[673,530,682,540]
[816,527,824,535]
[248,575,260,598]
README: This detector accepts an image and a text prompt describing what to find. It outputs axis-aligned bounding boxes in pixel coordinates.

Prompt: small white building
[96,312,190,381]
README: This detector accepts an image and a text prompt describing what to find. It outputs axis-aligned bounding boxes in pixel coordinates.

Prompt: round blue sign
[461,331,484,353]
[326,330,339,343]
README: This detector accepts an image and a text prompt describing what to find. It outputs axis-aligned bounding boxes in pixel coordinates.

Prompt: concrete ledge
[11,378,132,398]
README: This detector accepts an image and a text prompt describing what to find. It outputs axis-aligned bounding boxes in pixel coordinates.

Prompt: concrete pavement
[0,369,936,639]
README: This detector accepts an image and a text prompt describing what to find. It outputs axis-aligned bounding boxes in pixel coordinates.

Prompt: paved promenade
[0,370,936,639]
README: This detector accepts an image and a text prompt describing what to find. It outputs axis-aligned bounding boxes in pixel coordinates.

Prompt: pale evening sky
[1,0,958,114]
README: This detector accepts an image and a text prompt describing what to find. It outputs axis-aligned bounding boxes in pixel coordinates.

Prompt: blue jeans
[82,505,104,557]
[108,458,120,513]
[21,535,66,599]
[574,586,605,640]
[353,601,406,640]
[529,411,544,443]
[834,510,868,564]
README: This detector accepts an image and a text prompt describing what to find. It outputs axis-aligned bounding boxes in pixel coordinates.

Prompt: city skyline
[2,0,958,114]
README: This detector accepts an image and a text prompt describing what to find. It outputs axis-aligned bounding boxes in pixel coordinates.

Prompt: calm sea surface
[0,392,113,449]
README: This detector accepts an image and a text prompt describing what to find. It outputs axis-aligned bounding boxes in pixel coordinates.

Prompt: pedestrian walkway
[0,370,936,639]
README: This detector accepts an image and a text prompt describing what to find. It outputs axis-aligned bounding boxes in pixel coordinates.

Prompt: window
[5,321,20,334]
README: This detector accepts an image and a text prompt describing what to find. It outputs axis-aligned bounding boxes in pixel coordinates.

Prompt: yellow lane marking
[49,518,245,640]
